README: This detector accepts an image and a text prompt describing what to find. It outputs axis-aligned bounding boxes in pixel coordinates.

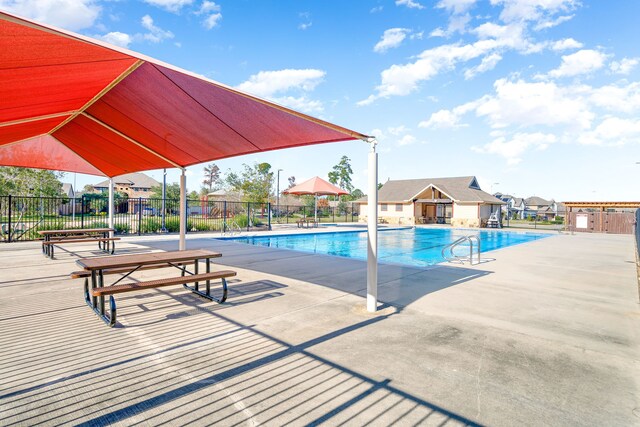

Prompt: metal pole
[7,195,12,243]
[108,178,114,237]
[277,168,282,224]
[72,172,76,225]
[161,168,167,232]
[179,169,186,250]
[314,195,318,223]
[367,139,378,313]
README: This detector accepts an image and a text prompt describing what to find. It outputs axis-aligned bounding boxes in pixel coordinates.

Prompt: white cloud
[397,135,417,146]
[370,5,383,13]
[143,0,193,13]
[237,69,326,98]
[610,57,639,75]
[436,0,477,14]
[475,78,594,129]
[548,49,608,78]
[141,15,174,43]
[464,52,502,79]
[577,117,640,146]
[97,31,132,48]
[396,0,425,9]
[196,1,222,29]
[0,0,100,31]
[374,28,411,53]
[551,38,583,51]
[388,125,410,135]
[198,0,219,13]
[203,13,222,29]
[298,22,312,30]
[534,14,574,30]
[419,110,461,128]
[491,0,578,23]
[472,132,557,165]
[589,82,640,113]
[273,96,323,114]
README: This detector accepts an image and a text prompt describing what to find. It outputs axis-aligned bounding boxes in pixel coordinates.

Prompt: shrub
[139,218,162,233]
[114,223,130,234]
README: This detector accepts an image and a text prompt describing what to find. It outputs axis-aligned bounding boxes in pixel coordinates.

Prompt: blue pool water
[221,228,551,267]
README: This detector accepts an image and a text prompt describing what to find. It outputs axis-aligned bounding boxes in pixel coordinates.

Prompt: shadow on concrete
[1,278,484,426]
[134,237,493,309]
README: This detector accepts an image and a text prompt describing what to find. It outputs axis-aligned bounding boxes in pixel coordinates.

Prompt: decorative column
[367,139,378,312]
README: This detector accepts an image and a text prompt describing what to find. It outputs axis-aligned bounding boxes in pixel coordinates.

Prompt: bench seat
[86,270,237,327]
[91,270,236,297]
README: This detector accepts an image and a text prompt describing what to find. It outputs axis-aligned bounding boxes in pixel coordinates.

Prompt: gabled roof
[358,176,504,204]
[525,196,552,206]
[513,197,525,206]
[94,172,160,189]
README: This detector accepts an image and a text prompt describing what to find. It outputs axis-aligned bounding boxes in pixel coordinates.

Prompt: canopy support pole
[367,139,378,313]
[179,169,186,251]
[108,178,114,238]
[314,195,318,222]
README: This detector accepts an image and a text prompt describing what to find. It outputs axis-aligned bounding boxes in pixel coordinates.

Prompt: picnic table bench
[39,228,120,259]
[75,249,236,327]
[296,218,318,228]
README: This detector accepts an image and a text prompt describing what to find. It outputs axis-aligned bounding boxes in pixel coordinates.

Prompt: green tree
[328,156,354,193]
[0,167,65,197]
[150,183,180,200]
[202,163,221,192]
[225,162,274,202]
[342,188,364,201]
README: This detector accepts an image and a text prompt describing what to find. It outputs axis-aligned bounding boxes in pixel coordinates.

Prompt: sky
[2,0,640,201]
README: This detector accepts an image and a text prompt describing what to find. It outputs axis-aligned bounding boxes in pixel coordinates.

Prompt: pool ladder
[442,235,481,265]
[223,219,242,236]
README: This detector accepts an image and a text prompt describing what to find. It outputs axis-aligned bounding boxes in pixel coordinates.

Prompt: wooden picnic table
[76,249,236,327]
[39,228,118,259]
[296,218,319,228]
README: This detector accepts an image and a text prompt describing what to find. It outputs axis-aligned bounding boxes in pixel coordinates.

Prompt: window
[381,203,388,212]
[395,204,402,212]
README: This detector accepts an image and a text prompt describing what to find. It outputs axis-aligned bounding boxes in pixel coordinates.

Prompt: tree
[150,182,181,200]
[287,176,296,189]
[328,156,354,193]
[202,163,220,192]
[0,167,65,197]
[226,162,274,202]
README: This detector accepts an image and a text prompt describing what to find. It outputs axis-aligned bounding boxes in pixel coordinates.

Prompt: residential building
[93,172,159,198]
[357,176,504,227]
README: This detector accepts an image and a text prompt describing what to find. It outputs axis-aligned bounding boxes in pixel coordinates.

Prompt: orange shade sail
[0,11,368,177]
[283,176,349,196]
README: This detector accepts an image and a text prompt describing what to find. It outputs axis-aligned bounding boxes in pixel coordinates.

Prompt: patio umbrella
[0,11,368,250]
[283,176,348,222]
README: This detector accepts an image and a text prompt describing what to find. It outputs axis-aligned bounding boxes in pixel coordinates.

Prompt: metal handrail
[223,219,242,236]
[441,234,481,265]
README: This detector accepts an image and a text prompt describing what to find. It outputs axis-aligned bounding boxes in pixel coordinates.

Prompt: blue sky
[2,0,640,200]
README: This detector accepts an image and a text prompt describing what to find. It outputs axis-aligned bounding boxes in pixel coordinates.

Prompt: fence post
[246,202,250,231]
[7,195,12,243]
[81,195,85,229]
[268,203,272,231]
[138,197,142,236]
[223,201,227,233]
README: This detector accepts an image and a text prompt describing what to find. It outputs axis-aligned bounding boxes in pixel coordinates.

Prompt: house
[356,176,504,227]
[93,172,160,214]
[93,172,159,198]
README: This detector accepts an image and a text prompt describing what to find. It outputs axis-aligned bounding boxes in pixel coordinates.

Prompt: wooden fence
[566,211,636,234]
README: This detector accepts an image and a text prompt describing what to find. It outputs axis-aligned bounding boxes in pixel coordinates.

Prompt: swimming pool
[221,228,551,267]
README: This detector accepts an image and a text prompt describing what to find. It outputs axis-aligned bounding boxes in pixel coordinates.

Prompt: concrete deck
[1,229,639,426]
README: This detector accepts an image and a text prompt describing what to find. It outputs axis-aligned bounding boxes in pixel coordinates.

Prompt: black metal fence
[0,195,361,242]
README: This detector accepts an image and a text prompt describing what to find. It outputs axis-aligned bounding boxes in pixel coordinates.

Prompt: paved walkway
[0,230,639,426]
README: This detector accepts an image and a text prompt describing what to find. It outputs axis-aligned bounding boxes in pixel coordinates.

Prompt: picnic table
[296,218,319,228]
[75,249,236,327]
[39,228,119,259]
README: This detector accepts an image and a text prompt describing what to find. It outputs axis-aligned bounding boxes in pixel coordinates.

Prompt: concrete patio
[1,229,639,426]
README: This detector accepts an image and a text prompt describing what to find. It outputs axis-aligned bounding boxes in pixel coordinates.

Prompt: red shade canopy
[283,176,349,196]
[0,12,368,177]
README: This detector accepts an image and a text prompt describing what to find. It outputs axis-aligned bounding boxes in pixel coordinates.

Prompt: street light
[276,169,283,221]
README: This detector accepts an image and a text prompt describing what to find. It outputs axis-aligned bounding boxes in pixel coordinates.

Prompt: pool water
[221,228,551,267]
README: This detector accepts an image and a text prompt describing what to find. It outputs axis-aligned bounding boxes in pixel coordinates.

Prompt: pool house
[357,176,504,227]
